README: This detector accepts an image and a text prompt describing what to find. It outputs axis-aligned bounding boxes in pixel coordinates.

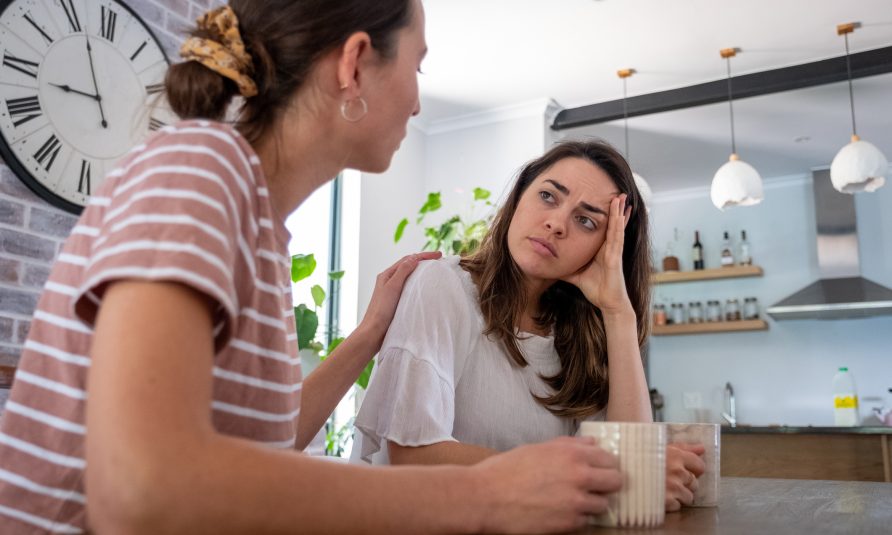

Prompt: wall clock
[0,0,176,214]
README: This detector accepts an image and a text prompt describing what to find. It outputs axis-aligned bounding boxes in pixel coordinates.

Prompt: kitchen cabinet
[721,426,892,482]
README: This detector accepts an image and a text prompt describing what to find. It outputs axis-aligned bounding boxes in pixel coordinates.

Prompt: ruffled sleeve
[353,257,477,464]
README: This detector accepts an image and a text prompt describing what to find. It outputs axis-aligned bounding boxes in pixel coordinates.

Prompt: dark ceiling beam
[551,45,892,131]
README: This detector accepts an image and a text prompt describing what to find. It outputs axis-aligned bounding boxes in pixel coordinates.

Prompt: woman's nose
[544,218,565,236]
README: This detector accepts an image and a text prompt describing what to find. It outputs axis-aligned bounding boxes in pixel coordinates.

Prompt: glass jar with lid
[671,302,686,325]
[688,301,703,324]
[725,298,741,321]
[706,300,722,322]
[653,304,667,326]
[743,297,759,320]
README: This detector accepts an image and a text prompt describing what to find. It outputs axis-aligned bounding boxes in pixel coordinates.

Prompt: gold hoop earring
[340,96,368,122]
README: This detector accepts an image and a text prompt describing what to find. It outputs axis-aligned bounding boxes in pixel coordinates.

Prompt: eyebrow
[543,179,608,216]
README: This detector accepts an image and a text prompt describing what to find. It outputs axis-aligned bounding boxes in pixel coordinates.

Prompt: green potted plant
[394,187,494,255]
[291,253,372,456]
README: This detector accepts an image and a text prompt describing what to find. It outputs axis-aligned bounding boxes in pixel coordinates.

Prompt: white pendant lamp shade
[831,22,887,194]
[633,172,652,211]
[711,48,764,211]
[830,135,888,193]
[710,154,764,210]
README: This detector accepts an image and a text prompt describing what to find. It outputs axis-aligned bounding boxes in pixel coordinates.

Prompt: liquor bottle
[738,230,752,265]
[720,231,735,267]
[692,230,704,270]
[662,228,680,271]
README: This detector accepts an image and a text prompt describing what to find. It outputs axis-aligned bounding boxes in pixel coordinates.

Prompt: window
[285,170,362,456]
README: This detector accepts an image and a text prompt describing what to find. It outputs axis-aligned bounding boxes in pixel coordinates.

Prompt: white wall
[423,105,553,217]
[356,123,428,323]
[648,171,892,426]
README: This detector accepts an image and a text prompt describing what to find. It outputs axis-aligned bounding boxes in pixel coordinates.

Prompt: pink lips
[529,237,557,257]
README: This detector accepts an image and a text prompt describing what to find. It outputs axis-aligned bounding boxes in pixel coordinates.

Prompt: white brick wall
[0,0,221,408]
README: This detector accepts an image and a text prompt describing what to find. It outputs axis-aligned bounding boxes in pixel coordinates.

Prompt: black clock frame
[0,0,171,215]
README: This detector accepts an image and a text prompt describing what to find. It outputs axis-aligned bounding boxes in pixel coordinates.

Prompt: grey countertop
[721,425,892,435]
[573,477,892,534]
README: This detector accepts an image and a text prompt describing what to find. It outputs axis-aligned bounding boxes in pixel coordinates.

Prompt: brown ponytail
[164,60,238,122]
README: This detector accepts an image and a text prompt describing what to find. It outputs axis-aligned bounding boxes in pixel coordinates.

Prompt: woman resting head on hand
[355,140,705,511]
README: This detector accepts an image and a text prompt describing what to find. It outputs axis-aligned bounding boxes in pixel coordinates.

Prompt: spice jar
[653,304,667,326]
[725,298,741,321]
[706,300,722,323]
[688,301,703,324]
[743,297,759,320]
[671,302,686,325]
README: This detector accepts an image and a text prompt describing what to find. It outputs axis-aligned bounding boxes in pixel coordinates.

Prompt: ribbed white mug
[579,422,666,528]
[664,423,721,507]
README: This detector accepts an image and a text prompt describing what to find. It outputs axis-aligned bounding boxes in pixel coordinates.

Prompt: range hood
[766,169,892,320]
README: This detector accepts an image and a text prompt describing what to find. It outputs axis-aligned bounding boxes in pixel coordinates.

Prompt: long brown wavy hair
[460,140,652,419]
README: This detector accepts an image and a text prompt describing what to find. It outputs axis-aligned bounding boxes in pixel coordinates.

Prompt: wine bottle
[720,231,734,267]
[692,230,704,270]
[738,230,752,265]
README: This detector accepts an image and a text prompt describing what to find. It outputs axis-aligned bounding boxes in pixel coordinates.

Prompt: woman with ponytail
[0,2,623,533]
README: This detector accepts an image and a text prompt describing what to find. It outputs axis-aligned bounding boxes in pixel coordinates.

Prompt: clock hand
[49,82,101,101]
[84,34,108,129]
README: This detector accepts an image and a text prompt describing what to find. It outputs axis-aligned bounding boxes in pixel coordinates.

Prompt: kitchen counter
[722,425,892,435]
[573,477,892,534]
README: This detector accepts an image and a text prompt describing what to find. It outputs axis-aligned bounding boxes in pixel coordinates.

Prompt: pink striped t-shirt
[0,120,301,534]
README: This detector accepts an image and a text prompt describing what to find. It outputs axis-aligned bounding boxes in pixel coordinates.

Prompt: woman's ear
[336,31,372,96]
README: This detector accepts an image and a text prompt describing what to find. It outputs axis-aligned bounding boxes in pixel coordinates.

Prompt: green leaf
[356,359,375,389]
[473,187,491,201]
[328,270,345,280]
[291,254,316,283]
[324,337,345,357]
[311,284,326,308]
[393,218,409,243]
[294,305,318,350]
[417,192,442,223]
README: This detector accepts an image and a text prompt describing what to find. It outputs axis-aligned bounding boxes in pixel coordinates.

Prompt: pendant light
[710,48,764,210]
[830,22,887,194]
[618,68,653,210]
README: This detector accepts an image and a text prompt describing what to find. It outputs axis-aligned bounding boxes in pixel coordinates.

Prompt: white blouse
[352,256,604,464]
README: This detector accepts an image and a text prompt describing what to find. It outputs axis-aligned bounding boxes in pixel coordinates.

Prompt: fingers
[670,442,706,456]
[674,448,706,478]
[378,251,442,285]
[577,492,611,515]
[581,468,622,494]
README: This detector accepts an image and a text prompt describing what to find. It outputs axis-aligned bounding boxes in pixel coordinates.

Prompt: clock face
[0,0,176,213]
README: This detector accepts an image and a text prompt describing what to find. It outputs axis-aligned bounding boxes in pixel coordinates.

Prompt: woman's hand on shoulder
[562,193,634,318]
[357,251,442,351]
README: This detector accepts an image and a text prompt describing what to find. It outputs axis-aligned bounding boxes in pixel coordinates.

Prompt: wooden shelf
[652,265,763,284]
[652,319,769,336]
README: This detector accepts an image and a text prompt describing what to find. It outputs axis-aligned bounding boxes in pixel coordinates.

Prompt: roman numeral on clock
[33,134,62,172]
[130,41,148,61]
[58,0,82,33]
[78,160,91,195]
[23,13,54,44]
[6,96,42,127]
[145,83,164,95]
[100,6,118,42]
[148,117,166,131]
[2,53,39,79]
